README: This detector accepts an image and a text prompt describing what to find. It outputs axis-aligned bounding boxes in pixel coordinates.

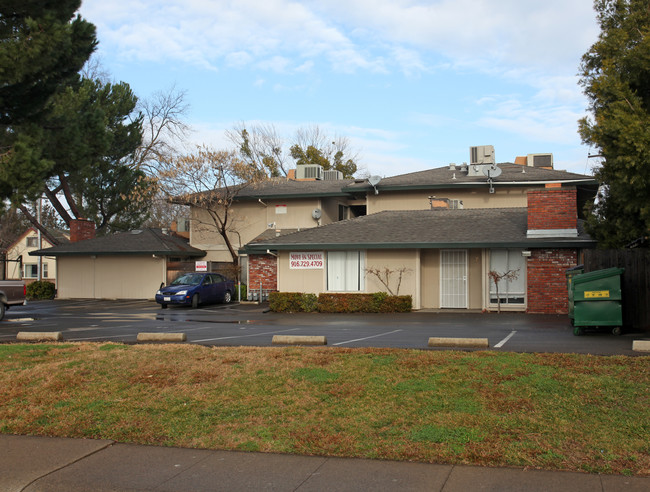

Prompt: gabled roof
[4,227,69,252]
[174,178,356,205]
[174,164,598,204]
[29,228,205,257]
[343,163,598,192]
[244,208,596,251]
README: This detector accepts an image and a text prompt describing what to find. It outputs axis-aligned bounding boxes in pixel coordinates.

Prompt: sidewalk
[1,435,647,491]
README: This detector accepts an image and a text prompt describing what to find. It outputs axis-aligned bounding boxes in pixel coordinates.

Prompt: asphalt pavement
[1,434,648,492]
[1,299,648,355]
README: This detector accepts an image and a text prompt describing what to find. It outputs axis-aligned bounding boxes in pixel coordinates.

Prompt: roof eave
[244,239,597,252]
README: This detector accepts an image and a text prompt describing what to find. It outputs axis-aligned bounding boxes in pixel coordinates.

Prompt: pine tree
[579,0,650,247]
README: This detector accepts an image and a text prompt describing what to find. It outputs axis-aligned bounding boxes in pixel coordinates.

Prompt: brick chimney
[70,219,96,242]
[527,187,577,238]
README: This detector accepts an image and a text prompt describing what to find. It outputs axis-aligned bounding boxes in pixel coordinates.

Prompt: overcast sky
[79,0,601,177]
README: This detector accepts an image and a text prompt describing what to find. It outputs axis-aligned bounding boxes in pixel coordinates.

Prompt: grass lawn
[0,343,648,476]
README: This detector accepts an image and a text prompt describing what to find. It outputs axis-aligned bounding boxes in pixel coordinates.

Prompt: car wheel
[223,291,232,304]
[191,293,200,308]
[0,303,5,321]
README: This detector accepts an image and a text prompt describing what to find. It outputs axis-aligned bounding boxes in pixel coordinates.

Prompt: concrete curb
[16,331,63,342]
[428,337,489,348]
[632,340,650,352]
[272,335,327,345]
[137,333,187,342]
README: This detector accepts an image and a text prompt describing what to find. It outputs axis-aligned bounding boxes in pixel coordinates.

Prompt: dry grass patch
[0,343,648,476]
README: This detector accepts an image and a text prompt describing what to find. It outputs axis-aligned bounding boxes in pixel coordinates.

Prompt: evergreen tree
[0,0,96,125]
[579,0,650,247]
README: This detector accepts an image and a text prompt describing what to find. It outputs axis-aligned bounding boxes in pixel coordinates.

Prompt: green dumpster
[566,265,584,323]
[571,267,624,336]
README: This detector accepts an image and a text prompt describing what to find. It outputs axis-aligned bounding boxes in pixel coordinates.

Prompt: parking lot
[0,299,646,355]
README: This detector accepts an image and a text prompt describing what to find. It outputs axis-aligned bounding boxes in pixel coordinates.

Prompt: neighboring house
[30,220,205,299]
[181,149,599,314]
[4,227,69,285]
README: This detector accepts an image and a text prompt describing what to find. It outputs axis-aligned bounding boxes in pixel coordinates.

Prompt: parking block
[272,335,327,346]
[16,332,63,342]
[632,340,650,352]
[428,337,489,348]
[137,333,187,342]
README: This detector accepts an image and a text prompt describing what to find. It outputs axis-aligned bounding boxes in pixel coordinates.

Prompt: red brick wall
[527,249,578,314]
[248,254,278,291]
[70,219,96,242]
[527,188,577,231]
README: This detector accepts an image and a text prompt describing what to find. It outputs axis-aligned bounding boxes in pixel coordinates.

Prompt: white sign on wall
[195,261,208,272]
[290,252,324,269]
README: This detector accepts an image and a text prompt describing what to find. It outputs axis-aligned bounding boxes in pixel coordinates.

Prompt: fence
[583,249,650,332]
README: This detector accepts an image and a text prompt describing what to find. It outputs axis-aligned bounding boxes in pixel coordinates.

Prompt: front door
[441,250,467,308]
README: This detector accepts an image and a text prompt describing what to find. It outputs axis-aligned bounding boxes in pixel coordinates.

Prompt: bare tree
[226,122,288,177]
[488,269,520,313]
[161,147,266,266]
[132,86,190,176]
[365,266,411,296]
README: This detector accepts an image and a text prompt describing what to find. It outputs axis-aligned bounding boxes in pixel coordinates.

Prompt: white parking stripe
[192,327,300,343]
[333,329,403,346]
[494,330,517,348]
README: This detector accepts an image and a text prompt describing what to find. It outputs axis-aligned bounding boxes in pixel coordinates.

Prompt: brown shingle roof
[245,208,595,251]
[343,164,597,191]
[29,228,205,257]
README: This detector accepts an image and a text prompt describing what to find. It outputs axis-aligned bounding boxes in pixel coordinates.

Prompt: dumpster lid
[573,267,624,285]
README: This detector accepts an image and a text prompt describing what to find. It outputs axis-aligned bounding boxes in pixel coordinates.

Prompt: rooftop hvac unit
[469,145,495,165]
[323,170,343,181]
[296,164,324,180]
[527,153,553,168]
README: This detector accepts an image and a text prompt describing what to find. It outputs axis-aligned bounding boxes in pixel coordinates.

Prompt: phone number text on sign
[290,252,324,269]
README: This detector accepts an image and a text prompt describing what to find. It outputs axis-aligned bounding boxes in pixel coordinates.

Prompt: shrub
[269,292,412,313]
[269,292,314,312]
[26,280,56,300]
[237,284,247,302]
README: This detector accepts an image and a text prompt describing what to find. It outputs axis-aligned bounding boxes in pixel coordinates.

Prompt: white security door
[441,250,467,308]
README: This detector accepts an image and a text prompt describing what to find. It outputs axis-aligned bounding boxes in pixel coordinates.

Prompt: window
[24,264,38,278]
[489,249,526,305]
[26,237,38,247]
[42,263,49,278]
[338,205,349,221]
[327,251,365,292]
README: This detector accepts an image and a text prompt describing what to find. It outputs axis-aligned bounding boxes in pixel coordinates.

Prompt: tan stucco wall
[365,249,418,300]
[275,247,502,310]
[277,251,326,294]
[420,249,440,308]
[367,188,532,214]
[190,198,333,262]
[56,256,166,299]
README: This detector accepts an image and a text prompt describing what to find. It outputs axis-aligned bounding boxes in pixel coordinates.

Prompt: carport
[30,228,205,300]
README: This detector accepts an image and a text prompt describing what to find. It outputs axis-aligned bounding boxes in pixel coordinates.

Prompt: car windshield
[170,274,204,286]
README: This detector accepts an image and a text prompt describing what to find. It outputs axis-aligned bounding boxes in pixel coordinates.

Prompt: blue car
[156,272,235,309]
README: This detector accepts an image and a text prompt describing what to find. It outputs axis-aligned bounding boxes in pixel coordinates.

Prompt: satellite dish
[312,208,322,220]
[368,175,382,195]
[482,164,502,178]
